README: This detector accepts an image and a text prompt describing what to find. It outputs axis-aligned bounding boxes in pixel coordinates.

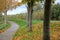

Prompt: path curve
[0,21,19,40]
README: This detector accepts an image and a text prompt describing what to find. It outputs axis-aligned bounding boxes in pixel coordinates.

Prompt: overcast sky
[7,0,60,15]
[7,4,27,15]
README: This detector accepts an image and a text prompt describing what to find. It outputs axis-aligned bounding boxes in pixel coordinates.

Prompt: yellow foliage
[0,0,6,12]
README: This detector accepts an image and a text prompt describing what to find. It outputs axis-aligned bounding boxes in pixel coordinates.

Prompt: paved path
[0,21,19,40]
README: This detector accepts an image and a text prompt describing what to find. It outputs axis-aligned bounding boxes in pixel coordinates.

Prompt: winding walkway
[0,21,19,40]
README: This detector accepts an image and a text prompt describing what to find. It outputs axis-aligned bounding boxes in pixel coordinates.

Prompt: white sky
[7,0,60,15]
[18,0,22,2]
[55,0,60,4]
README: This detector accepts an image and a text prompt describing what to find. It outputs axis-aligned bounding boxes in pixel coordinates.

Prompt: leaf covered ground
[12,20,60,40]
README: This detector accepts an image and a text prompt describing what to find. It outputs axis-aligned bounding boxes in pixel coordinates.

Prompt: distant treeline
[8,3,60,20]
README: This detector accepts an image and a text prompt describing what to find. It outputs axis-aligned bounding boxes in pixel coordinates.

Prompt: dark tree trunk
[27,0,34,32]
[43,0,51,40]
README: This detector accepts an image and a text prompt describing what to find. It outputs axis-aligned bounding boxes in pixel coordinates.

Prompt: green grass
[9,18,42,28]
[0,22,10,31]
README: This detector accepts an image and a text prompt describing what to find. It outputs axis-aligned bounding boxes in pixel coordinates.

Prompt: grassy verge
[0,22,10,33]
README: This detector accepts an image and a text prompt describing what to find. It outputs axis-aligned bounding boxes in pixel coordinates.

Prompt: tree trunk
[27,3,30,27]
[4,10,7,24]
[0,12,2,23]
[43,0,51,40]
[27,0,34,32]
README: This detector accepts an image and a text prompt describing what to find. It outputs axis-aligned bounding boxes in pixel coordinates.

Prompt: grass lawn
[0,22,10,33]
[9,18,60,40]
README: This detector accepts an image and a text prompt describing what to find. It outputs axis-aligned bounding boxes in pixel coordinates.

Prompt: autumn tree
[0,0,6,23]
[22,0,44,32]
[3,0,12,24]
[0,0,22,24]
